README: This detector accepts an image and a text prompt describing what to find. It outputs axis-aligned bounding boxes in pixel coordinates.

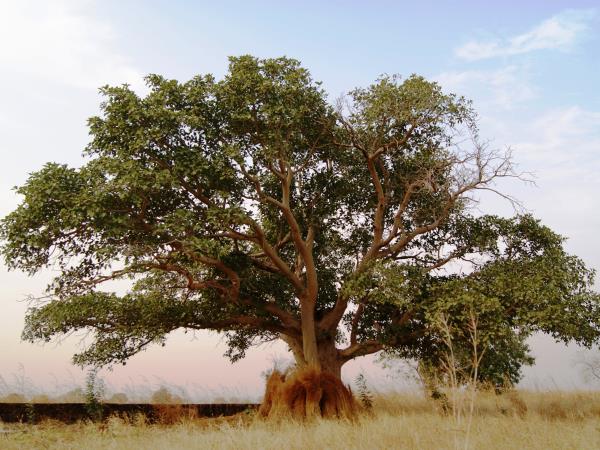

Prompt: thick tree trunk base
[259,367,356,420]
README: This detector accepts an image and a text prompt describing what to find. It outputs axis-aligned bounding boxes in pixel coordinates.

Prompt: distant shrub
[30,394,51,403]
[1,392,26,403]
[151,387,183,404]
[107,392,129,404]
[56,388,85,403]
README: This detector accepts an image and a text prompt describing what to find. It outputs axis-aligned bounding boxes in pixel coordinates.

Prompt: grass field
[2,391,600,449]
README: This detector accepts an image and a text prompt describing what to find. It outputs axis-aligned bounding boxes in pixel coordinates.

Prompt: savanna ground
[2,390,600,450]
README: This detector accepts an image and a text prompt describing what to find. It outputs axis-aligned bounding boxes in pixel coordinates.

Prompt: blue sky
[0,0,599,396]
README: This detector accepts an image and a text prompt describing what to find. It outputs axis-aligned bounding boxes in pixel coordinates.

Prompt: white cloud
[435,66,535,109]
[455,9,595,61]
[0,0,142,90]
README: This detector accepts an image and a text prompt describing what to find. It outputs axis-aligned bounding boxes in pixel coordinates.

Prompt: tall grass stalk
[436,309,484,450]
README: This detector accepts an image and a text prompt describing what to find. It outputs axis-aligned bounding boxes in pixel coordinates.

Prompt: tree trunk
[281,333,343,379]
[316,337,343,379]
[300,305,321,369]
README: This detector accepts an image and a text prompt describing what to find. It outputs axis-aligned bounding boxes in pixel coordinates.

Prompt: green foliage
[0,55,598,381]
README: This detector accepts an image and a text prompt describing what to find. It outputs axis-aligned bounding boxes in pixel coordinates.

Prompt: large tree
[2,56,598,415]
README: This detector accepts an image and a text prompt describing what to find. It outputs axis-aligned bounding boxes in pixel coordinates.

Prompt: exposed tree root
[259,367,356,420]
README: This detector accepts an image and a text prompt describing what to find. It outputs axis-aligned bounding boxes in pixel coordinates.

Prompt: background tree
[416,325,535,392]
[574,349,600,384]
[359,214,598,391]
[2,56,598,417]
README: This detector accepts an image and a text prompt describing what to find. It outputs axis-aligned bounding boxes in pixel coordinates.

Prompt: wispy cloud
[435,66,535,109]
[0,0,142,90]
[455,10,595,61]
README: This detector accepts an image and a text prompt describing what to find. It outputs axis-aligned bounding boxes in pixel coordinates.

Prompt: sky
[1,0,599,399]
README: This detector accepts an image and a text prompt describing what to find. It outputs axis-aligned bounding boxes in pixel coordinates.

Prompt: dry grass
[2,391,600,449]
[374,390,600,421]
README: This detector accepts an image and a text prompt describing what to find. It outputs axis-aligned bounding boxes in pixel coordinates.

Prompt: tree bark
[316,337,343,379]
[286,334,343,379]
[300,296,321,370]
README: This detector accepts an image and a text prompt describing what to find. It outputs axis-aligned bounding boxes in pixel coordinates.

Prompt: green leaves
[1,163,90,272]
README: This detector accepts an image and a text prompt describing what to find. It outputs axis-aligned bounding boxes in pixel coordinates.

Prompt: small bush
[84,369,104,422]
[354,373,373,410]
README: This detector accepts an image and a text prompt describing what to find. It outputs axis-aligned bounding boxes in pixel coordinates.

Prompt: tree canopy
[2,56,598,385]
